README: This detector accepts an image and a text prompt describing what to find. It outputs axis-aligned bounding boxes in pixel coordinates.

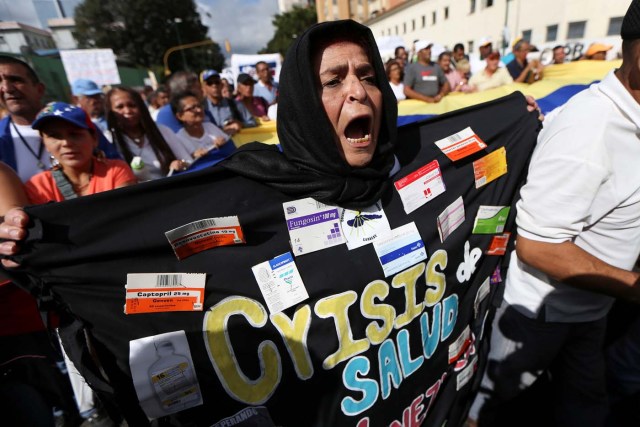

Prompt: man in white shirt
[469,37,494,76]
[253,61,278,105]
[468,2,640,426]
[0,55,49,182]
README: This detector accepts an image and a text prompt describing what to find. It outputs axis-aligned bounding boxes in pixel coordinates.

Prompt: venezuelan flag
[398,59,621,125]
[230,60,620,147]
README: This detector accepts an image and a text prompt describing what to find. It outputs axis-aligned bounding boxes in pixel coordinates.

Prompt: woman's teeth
[346,134,370,144]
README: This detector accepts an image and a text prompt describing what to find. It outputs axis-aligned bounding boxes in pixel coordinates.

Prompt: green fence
[2,52,152,103]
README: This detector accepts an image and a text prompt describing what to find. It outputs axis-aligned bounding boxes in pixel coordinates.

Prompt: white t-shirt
[505,70,640,322]
[176,122,229,159]
[469,53,504,76]
[389,81,406,101]
[109,124,192,182]
[11,122,51,182]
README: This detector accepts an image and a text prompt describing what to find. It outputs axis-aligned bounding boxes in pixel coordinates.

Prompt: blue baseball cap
[32,102,96,131]
[71,79,103,96]
[201,69,220,82]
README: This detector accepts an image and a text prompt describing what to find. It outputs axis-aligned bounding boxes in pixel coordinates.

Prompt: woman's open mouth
[344,116,372,146]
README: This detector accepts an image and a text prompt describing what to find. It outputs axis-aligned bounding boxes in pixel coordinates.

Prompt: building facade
[0,21,56,54]
[278,0,311,13]
[364,0,629,61]
[48,17,78,50]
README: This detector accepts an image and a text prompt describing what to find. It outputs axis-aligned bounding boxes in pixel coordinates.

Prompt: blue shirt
[253,81,278,105]
[205,98,257,128]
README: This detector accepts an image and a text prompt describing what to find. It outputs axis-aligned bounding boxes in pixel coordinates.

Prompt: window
[403,22,406,34]
[432,11,436,25]
[470,0,476,14]
[608,17,623,36]
[468,40,474,54]
[412,19,415,31]
[567,21,586,39]
[422,15,426,28]
[395,25,399,35]
[522,30,532,42]
[486,0,494,7]
[445,7,449,19]
[546,24,558,42]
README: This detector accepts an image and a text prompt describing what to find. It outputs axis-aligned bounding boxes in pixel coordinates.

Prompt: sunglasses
[205,79,221,86]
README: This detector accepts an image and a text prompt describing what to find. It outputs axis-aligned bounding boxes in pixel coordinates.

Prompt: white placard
[60,49,121,86]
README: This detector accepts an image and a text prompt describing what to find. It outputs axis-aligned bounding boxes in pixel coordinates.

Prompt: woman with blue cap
[25,102,136,202]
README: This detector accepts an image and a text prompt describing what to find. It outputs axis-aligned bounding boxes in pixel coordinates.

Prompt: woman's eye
[323,78,340,88]
[362,75,376,84]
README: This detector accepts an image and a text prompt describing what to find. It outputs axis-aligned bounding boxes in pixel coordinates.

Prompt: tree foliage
[74,0,225,73]
[261,4,317,57]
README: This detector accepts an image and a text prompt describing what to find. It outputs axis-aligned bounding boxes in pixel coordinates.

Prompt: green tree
[74,0,225,73]
[260,4,317,56]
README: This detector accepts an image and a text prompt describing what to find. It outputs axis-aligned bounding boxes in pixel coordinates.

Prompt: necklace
[71,178,91,192]
[125,130,145,146]
[11,120,45,170]
[69,165,94,194]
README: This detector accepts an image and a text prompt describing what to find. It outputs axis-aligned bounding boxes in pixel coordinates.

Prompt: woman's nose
[346,76,367,102]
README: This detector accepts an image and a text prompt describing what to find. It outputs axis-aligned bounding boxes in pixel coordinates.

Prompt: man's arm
[516,234,640,304]
[437,81,451,98]
[403,85,437,103]
[0,162,27,215]
[513,60,543,83]
[234,100,257,128]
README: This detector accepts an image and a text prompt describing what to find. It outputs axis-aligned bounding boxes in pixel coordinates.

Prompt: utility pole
[172,17,188,71]
[502,0,512,55]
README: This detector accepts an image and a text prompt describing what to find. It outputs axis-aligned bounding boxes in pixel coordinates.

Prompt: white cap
[414,40,434,52]
[479,37,492,47]
[220,71,235,86]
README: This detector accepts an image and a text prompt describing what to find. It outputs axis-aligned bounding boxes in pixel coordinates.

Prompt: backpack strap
[51,169,78,200]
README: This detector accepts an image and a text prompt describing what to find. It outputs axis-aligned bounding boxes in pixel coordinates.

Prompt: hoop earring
[94,147,106,162]
[50,155,61,170]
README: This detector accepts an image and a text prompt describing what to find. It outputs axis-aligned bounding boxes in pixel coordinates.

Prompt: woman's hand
[193,148,209,159]
[223,121,241,136]
[213,136,227,148]
[169,159,190,172]
[0,208,29,268]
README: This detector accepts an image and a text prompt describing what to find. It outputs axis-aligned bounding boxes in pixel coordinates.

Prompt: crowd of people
[0,53,280,426]
[0,3,637,426]
[385,36,616,103]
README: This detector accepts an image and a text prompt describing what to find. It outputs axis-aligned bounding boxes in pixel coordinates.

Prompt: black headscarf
[221,20,398,209]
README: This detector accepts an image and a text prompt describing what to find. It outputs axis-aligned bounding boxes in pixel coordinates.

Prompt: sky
[0,0,280,55]
[197,0,280,55]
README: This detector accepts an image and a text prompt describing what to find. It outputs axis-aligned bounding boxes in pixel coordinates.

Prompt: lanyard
[11,119,45,170]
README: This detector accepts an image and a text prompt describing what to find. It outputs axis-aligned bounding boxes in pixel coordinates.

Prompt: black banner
[5,93,539,426]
